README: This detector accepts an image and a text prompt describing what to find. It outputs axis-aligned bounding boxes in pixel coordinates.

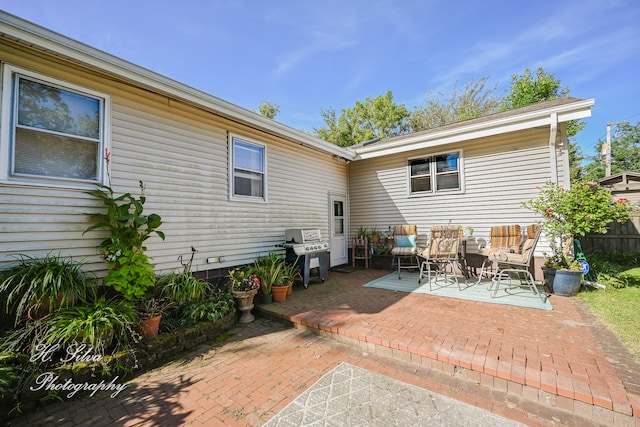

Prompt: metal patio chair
[476,224,523,283]
[487,224,545,300]
[418,226,463,290]
[391,224,419,279]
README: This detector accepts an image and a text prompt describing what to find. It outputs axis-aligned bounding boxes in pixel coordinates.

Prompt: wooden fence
[580,214,640,253]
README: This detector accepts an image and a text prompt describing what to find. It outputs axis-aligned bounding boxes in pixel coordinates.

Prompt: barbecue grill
[283,229,329,288]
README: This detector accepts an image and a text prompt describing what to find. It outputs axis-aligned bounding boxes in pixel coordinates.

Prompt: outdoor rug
[363,271,552,311]
[263,362,525,426]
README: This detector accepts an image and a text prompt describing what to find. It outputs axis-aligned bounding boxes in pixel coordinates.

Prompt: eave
[352,99,594,160]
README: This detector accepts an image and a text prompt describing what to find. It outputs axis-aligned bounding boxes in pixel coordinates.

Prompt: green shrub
[0,254,96,325]
[156,271,211,305]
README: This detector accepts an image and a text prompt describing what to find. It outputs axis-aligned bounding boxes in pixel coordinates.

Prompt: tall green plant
[251,253,286,295]
[42,296,138,353]
[84,181,165,301]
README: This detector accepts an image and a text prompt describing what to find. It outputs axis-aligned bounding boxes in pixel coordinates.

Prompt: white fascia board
[354,99,594,160]
[0,12,356,161]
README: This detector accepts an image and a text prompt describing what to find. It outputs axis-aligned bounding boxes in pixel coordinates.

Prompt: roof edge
[353,98,594,160]
[0,11,355,160]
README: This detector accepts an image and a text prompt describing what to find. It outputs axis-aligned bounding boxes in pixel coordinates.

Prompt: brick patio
[8,267,640,426]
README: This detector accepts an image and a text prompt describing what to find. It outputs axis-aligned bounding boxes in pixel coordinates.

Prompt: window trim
[407,149,464,197]
[0,63,111,189]
[228,133,268,203]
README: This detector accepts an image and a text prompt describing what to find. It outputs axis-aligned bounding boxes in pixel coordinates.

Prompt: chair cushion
[489,225,522,252]
[394,235,416,247]
[394,224,417,236]
[392,246,417,256]
[489,250,526,264]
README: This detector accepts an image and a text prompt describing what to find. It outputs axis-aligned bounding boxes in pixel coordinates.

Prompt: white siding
[0,41,347,273]
[348,127,568,254]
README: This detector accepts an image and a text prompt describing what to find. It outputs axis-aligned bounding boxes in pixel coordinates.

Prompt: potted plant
[227,267,260,322]
[522,180,633,296]
[252,253,287,302]
[281,261,301,296]
[370,227,381,244]
[136,297,173,337]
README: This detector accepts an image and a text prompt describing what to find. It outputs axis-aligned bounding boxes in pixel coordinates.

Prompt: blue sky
[2,0,639,160]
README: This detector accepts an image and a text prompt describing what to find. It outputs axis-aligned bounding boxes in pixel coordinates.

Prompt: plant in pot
[136,297,174,338]
[370,227,381,244]
[253,253,287,302]
[227,267,260,322]
[522,180,633,296]
[0,253,96,325]
[281,260,301,296]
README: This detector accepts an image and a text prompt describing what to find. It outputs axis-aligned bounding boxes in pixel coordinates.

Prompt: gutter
[352,99,594,160]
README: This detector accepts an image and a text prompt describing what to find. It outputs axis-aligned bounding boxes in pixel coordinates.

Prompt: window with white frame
[409,151,461,195]
[0,65,108,186]
[230,135,266,201]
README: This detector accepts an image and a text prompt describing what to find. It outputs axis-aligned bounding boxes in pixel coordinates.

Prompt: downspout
[559,122,571,188]
[548,113,558,184]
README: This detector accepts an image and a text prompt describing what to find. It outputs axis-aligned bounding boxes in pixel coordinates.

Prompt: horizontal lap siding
[349,127,566,253]
[0,42,347,273]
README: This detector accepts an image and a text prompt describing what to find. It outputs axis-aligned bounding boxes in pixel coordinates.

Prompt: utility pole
[604,121,627,176]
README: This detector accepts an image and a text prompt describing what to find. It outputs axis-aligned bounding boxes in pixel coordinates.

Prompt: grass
[578,265,640,363]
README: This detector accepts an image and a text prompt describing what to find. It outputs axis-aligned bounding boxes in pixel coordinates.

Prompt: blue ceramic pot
[553,270,583,296]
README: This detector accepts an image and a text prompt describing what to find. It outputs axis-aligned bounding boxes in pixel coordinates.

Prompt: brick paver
[8,268,640,426]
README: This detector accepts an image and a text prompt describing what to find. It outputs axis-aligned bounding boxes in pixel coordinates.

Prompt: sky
[2,0,639,161]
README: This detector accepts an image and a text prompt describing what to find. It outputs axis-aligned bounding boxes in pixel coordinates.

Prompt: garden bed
[1,312,236,420]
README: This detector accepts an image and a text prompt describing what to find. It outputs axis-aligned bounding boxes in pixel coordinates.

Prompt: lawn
[578,265,640,363]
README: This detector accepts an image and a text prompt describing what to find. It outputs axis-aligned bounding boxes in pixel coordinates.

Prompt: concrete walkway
[7,268,640,426]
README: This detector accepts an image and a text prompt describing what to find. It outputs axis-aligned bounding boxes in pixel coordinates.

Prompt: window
[409,152,461,195]
[230,135,266,201]
[1,65,109,186]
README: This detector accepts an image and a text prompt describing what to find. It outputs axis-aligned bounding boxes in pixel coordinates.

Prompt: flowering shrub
[227,268,261,292]
[522,180,633,268]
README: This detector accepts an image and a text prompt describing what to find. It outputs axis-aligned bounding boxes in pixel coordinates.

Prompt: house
[0,11,355,278]
[598,171,640,205]
[348,97,593,267]
[0,12,594,280]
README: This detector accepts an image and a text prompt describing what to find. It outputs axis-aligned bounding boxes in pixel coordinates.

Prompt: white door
[329,194,348,266]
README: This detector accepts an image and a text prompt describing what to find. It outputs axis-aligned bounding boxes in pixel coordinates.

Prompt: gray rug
[264,362,526,426]
[363,271,552,311]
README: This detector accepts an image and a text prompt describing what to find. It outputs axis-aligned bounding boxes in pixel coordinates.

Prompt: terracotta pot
[286,281,293,296]
[138,314,162,338]
[272,285,288,302]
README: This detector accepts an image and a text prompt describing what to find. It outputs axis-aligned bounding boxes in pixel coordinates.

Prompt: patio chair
[418,226,463,290]
[476,224,523,282]
[487,224,544,299]
[391,224,419,279]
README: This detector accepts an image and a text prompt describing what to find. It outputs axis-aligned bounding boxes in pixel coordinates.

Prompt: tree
[502,67,585,180]
[409,77,500,132]
[257,100,280,119]
[582,121,640,180]
[313,91,411,147]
